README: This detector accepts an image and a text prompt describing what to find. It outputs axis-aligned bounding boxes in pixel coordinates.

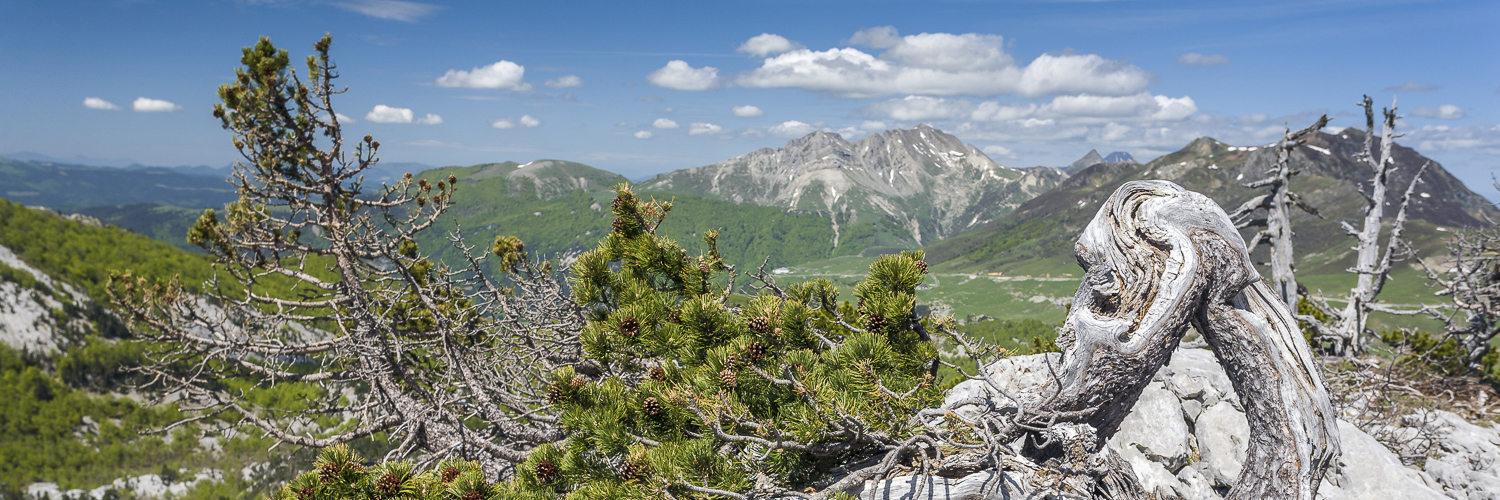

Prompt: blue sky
[1,0,1496,194]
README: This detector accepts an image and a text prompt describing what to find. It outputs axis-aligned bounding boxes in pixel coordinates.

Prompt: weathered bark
[1230,115,1329,307]
[1040,180,1340,499]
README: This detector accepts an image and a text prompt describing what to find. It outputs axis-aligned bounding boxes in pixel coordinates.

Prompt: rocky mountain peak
[1067,149,1107,174]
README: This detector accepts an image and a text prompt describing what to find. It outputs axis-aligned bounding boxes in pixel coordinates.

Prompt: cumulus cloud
[1410,104,1465,120]
[737,27,1151,98]
[1386,81,1440,92]
[733,105,764,117]
[653,118,680,129]
[491,115,540,128]
[769,120,816,137]
[859,120,887,131]
[367,105,414,123]
[415,113,443,125]
[435,61,531,91]
[331,0,440,22]
[982,145,1016,158]
[634,130,653,139]
[132,97,180,112]
[83,97,119,110]
[738,33,800,56]
[1176,53,1229,67]
[862,92,1196,124]
[688,122,723,136]
[335,112,357,123]
[544,75,583,89]
[646,60,721,91]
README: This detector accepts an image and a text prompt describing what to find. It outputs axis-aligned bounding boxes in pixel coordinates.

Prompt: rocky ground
[939,348,1500,500]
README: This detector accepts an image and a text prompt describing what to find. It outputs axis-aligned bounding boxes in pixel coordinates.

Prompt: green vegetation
[77,203,209,252]
[0,198,216,300]
[0,157,236,211]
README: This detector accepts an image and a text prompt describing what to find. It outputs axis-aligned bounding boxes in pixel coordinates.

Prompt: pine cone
[546,384,564,404]
[643,396,662,416]
[376,473,402,496]
[319,462,341,483]
[748,316,770,334]
[866,313,886,332]
[461,490,484,500]
[724,353,738,369]
[611,197,625,212]
[720,367,738,388]
[612,217,628,233]
[668,309,680,323]
[698,259,711,273]
[620,458,650,481]
[619,317,639,337]
[296,485,315,500]
[915,260,929,274]
[857,297,866,311]
[569,376,587,388]
[649,366,667,382]
[746,341,767,364]
[442,467,461,483]
[534,461,559,484]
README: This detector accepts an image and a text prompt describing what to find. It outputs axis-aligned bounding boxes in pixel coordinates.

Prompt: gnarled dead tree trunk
[855,180,1339,500]
[1230,114,1330,307]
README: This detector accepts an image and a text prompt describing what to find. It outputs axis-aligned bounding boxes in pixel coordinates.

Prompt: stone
[1321,420,1448,500]
[1193,401,1249,487]
[1109,380,1191,470]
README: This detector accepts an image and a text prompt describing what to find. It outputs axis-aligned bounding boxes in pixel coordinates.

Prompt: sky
[1,0,1496,195]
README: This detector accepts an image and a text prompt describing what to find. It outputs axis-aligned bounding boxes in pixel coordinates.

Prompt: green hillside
[0,156,237,211]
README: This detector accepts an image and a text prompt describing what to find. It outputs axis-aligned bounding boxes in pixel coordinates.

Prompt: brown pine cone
[319,462,341,483]
[748,316,770,334]
[866,313,886,332]
[668,309,680,323]
[612,217,627,233]
[643,396,662,416]
[546,384,564,404]
[649,366,667,382]
[620,458,650,481]
[297,485,315,500]
[619,317,639,337]
[746,341,768,364]
[915,260,929,274]
[376,473,402,496]
[720,367,738,388]
[442,467,461,483]
[569,376,587,388]
[724,353,738,369]
[534,461,559,484]
[698,259,711,273]
[461,490,484,500]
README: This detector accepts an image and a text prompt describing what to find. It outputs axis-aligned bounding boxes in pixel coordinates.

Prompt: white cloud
[769,120,816,137]
[335,112,357,123]
[859,120,887,131]
[646,60,721,91]
[733,105,764,117]
[688,122,723,136]
[415,113,443,125]
[367,105,414,123]
[736,27,1151,98]
[653,118,680,129]
[1410,104,1465,120]
[1386,81,1440,92]
[634,130,653,139]
[982,145,1016,158]
[1176,52,1229,67]
[738,33,800,56]
[544,75,583,89]
[847,26,902,49]
[491,115,540,129]
[862,95,974,121]
[435,61,531,91]
[1411,122,1500,154]
[330,0,440,22]
[83,97,119,110]
[861,92,1195,124]
[132,97,180,112]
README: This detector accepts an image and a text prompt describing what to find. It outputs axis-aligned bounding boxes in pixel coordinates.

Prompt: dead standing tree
[1229,114,1330,307]
[108,36,584,477]
[1414,223,1500,373]
[1302,96,1428,355]
[855,181,1339,500]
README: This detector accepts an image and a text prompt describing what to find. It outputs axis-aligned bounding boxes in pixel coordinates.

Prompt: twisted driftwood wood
[858,180,1339,500]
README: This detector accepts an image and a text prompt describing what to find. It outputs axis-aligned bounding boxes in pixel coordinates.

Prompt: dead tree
[1229,114,1329,307]
[1413,225,1500,373]
[1300,96,1427,356]
[847,181,1339,500]
[108,36,583,477]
